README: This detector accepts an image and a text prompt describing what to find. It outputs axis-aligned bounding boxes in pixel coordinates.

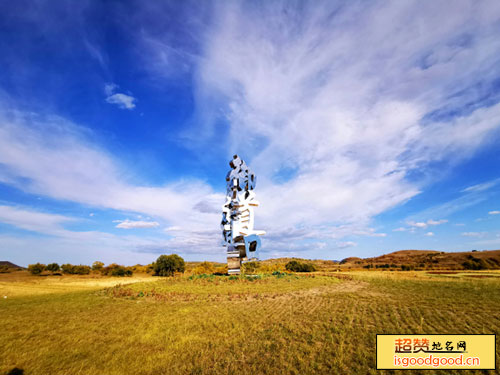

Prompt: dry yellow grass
[0,271,154,297]
[0,271,499,374]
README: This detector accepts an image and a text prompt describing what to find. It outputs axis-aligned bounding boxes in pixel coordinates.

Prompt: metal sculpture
[221,155,265,274]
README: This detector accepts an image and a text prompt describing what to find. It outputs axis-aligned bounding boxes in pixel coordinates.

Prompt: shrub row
[27,254,187,277]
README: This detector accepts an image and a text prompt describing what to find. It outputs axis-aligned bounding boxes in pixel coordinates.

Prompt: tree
[46,263,60,272]
[92,261,104,272]
[61,263,74,274]
[28,263,45,275]
[102,263,132,277]
[153,254,185,276]
[61,264,91,275]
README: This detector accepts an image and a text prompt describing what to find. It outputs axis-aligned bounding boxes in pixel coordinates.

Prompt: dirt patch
[103,279,374,303]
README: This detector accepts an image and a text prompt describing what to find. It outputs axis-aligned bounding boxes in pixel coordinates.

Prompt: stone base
[227,251,241,275]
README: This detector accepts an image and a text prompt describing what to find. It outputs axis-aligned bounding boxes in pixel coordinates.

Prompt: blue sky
[1,1,500,266]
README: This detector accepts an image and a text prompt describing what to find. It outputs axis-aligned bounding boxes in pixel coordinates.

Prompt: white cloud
[115,219,160,229]
[106,93,136,110]
[427,219,448,226]
[461,232,487,237]
[408,221,429,228]
[0,110,222,256]
[489,210,500,215]
[180,1,500,249]
[104,83,118,96]
[104,83,136,109]
[3,2,500,259]
[393,227,406,232]
[336,241,357,249]
[407,219,448,229]
[425,232,434,237]
[0,205,74,236]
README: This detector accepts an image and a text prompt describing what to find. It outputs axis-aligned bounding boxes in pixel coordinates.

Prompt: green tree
[28,263,45,275]
[46,263,60,272]
[153,254,185,276]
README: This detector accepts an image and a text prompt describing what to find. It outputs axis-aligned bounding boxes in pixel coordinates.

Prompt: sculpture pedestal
[227,251,241,274]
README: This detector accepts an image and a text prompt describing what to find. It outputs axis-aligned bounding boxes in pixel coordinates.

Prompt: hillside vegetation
[252,249,500,271]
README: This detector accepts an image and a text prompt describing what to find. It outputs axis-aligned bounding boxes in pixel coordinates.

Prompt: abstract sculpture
[221,155,265,274]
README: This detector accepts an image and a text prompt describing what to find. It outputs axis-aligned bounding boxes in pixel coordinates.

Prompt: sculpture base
[227,251,241,275]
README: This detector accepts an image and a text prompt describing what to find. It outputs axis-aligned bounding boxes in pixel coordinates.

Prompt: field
[1,270,499,374]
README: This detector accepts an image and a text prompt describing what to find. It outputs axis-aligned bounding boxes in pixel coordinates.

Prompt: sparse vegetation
[242,261,260,274]
[192,261,216,275]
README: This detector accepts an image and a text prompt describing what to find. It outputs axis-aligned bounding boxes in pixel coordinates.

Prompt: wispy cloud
[0,109,222,255]
[180,1,500,249]
[336,241,357,249]
[489,210,500,215]
[462,179,500,193]
[2,1,500,259]
[461,232,487,238]
[425,232,434,237]
[114,219,160,229]
[0,205,74,236]
[427,219,448,226]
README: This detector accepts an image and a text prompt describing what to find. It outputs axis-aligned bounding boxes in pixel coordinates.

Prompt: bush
[258,263,284,273]
[0,265,12,273]
[462,257,488,270]
[242,261,260,274]
[153,254,185,276]
[46,263,60,272]
[92,261,104,272]
[285,260,316,272]
[102,263,133,277]
[130,264,150,273]
[61,264,91,275]
[192,261,215,275]
[28,263,45,275]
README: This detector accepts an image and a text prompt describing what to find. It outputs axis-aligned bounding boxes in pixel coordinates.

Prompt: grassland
[1,270,499,374]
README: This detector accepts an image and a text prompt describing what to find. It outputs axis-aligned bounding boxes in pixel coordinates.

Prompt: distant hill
[339,249,500,270]
[0,261,24,272]
[245,250,500,271]
[0,261,23,268]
